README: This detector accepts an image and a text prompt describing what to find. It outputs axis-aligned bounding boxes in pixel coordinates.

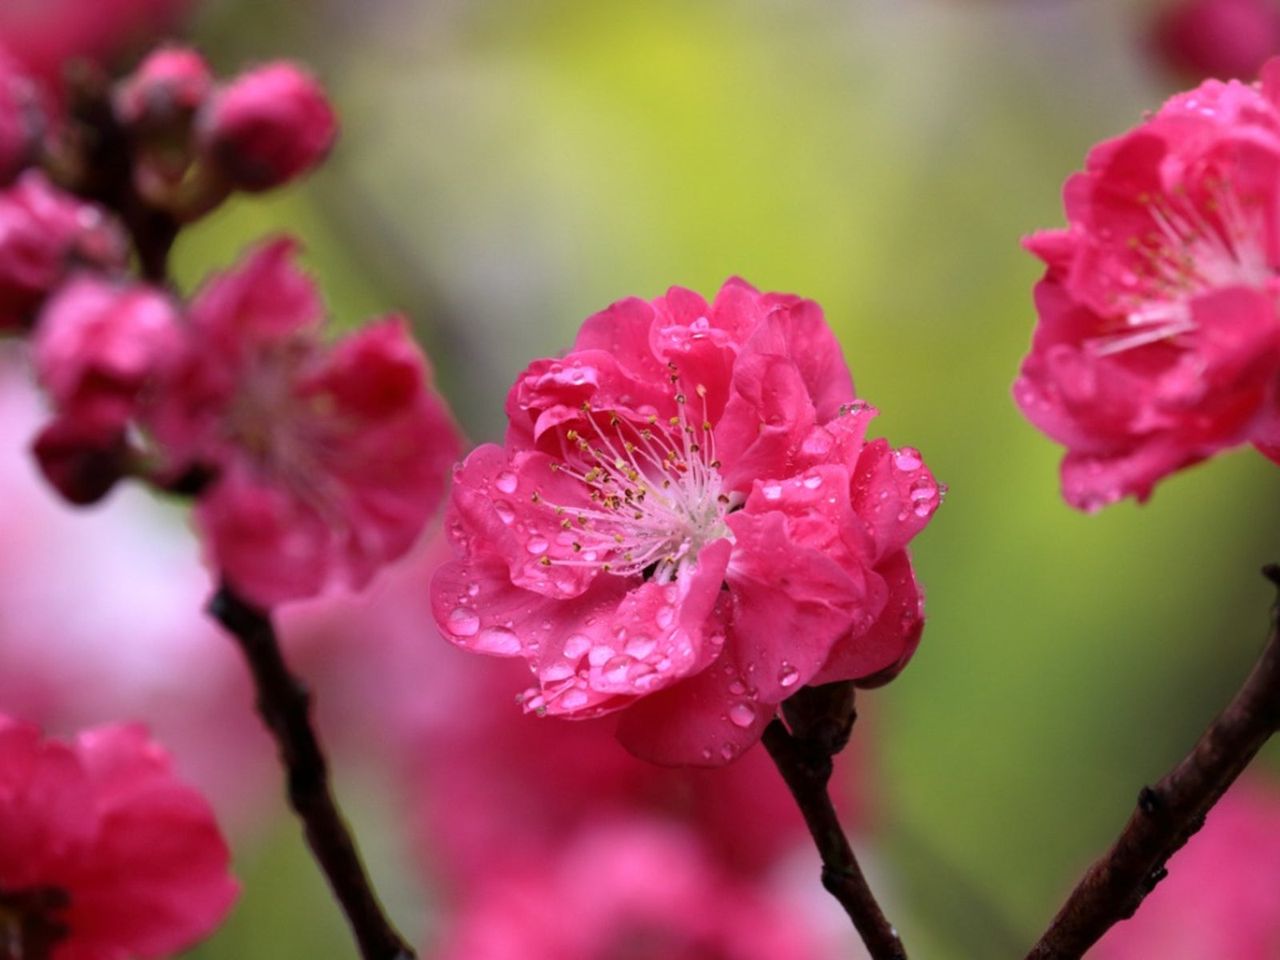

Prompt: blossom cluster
[1015,57,1280,508]
[0,715,236,960]
[0,35,460,606]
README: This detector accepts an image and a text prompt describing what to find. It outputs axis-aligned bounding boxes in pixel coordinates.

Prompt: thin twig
[208,584,415,960]
[762,685,907,960]
[1025,564,1280,960]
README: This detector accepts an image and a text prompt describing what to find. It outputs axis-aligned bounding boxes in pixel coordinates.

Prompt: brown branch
[762,684,907,960]
[1025,564,1280,960]
[208,585,415,960]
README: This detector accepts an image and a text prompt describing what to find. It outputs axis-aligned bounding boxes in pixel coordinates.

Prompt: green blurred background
[173,1,1280,956]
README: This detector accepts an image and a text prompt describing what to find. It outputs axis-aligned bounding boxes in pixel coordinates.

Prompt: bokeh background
[3,0,1280,957]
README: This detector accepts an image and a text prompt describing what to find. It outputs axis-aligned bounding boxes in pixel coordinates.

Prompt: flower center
[542,368,739,583]
[1097,176,1271,355]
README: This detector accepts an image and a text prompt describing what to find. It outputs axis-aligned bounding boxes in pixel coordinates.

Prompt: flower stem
[762,685,907,960]
[1025,564,1280,960]
[208,585,415,960]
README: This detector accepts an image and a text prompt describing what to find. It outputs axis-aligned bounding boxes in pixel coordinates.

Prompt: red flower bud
[196,62,337,192]
[114,44,212,129]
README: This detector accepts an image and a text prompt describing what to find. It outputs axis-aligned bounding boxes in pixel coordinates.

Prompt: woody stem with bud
[1025,564,1280,960]
[762,682,908,960]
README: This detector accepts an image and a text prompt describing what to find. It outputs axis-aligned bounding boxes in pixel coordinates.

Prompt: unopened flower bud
[114,44,212,130]
[196,62,337,192]
[32,415,129,505]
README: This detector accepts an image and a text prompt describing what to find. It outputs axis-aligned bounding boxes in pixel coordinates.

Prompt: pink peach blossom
[0,171,128,332]
[0,714,237,960]
[0,0,191,89]
[197,62,337,193]
[433,818,845,960]
[1150,0,1280,82]
[1092,777,1280,960]
[432,279,939,765]
[146,237,461,607]
[1015,61,1280,509]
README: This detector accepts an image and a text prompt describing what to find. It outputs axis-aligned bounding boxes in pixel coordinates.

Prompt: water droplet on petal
[446,607,480,637]
[761,483,783,501]
[495,471,519,494]
[625,635,657,659]
[728,702,756,728]
[588,645,615,667]
[909,480,936,501]
[563,634,592,659]
[893,449,922,471]
[779,662,800,688]
[560,689,589,709]
[603,655,632,683]
[655,606,675,629]
[720,743,735,761]
[466,583,480,598]
[474,627,521,655]
[527,537,549,556]
[701,748,713,761]
[728,681,746,696]
[803,474,823,490]
[541,663,574,682]
[493,500,516,525]
[801,431,833,456]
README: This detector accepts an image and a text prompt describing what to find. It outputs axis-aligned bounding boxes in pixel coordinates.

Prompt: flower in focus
[1014,61,1280,509]
[145,237,462,607]
[196,62,337,193]
[1150,0,1280,82]
[434,819,846,960]
[432,280,940,765]
[1092,777,1280,960]
[0,714,237,960]
[0,171,128,332]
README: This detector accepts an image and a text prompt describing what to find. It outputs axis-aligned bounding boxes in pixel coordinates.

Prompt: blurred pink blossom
[0,714,237,960]
[433,819,847,960]
[0,0,191,88]
[1093,777,1280,959]
[433,279,939,765]
[1150,0,1280,82]
[144,238,462,607]
[1014,62,1280,508]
